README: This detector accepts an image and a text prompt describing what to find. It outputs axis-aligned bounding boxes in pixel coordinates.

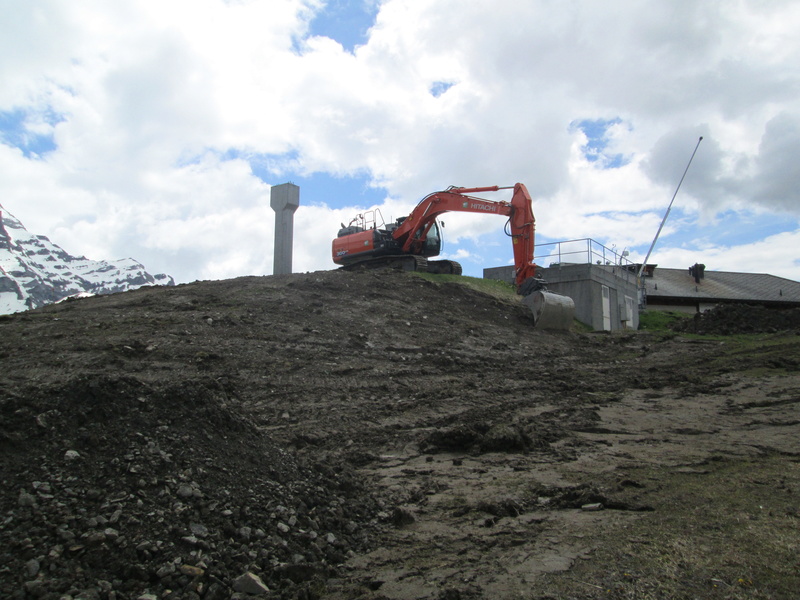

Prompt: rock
[85,530,107,544]
[64,450,81,461]
[391,507,416,527]
[18,489,37,507]
[480,424,531,452]
[180,564,205,577]
[232,572,270,595]
[57,527,75,542]
[32,481,51,493]
[205,582,228,600]
[156,562,176,578]
[189,522,209,537]
[25,558,40,577]
[97,581,113,594]
[581,503,604,511]
[24,579,45,596]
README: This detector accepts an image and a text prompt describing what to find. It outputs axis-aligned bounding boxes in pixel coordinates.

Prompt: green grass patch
[705,333,800,376]
[639,310,692,331]
[409,272,519,302]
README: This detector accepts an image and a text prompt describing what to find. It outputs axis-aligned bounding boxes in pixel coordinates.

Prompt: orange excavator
[331,183,575,329]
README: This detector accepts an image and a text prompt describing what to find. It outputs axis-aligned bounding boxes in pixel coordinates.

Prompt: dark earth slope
[1,269,799,600]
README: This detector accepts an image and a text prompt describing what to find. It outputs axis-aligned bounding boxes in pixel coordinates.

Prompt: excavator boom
[390,183,536,288]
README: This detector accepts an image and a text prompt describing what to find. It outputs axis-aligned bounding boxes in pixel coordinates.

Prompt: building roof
[643,267,800,306]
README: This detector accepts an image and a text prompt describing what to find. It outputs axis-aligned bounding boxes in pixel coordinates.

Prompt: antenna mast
[637,136,703,280]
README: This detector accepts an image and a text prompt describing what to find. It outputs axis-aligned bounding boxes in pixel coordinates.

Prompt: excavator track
[426,260,463,275]
[341,256,464,277]
[341,255,429,273]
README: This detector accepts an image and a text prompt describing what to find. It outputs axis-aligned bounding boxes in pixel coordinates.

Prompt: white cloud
[441,247,474,262]
[1,0,799,285]
[641,229,800,281]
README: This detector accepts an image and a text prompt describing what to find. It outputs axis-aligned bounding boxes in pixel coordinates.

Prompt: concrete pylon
[270,183,300,275]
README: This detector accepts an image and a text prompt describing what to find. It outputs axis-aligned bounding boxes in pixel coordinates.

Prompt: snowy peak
[0,205,174,314]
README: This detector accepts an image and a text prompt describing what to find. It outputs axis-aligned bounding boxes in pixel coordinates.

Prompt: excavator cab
[418,221,442,257]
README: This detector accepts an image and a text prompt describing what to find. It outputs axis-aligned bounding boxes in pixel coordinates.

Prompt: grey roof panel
[643,268,800,303]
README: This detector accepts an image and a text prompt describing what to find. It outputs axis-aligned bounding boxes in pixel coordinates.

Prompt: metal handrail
[534,238,638,282]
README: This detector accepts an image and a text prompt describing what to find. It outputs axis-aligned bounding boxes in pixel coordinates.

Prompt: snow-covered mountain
[0,205,174,315]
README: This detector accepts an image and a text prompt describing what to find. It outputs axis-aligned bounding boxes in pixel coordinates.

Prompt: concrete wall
[484,264,640,331]
[645,302,717,314]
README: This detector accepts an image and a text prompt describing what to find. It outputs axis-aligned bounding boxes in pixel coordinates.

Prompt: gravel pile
[1,373,380,600]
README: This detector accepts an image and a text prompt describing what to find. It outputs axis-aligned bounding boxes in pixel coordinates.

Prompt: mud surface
[1,269,798,599]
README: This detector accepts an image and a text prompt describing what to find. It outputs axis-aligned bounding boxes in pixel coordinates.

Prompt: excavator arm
[391,183,537,289]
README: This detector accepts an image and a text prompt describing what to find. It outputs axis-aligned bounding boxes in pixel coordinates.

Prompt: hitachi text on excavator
[331,183,575,330]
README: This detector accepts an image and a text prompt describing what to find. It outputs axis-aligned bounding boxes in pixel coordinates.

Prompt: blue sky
[307,0,378,52]
[1,1,799,284]
[0,108,60,158]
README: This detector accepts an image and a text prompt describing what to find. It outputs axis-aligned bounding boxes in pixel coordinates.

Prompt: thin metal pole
[637,136,703,279]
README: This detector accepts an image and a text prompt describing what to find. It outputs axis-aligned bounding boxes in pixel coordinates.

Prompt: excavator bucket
[522,291,575,331]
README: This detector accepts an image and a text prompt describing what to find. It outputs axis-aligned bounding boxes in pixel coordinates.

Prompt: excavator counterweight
[331,183,575,330]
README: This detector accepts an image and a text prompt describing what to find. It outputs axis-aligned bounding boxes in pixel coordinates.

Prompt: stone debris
[0,367,379,599]
[232,571,270,595]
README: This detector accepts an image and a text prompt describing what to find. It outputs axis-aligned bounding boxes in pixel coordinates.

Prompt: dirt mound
[669,303,800,334]
[0,269,537,600]
[1,268,799,599]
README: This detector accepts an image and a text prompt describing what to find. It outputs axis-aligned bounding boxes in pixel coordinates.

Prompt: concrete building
[484,239,639,331]
[485,237,800,331]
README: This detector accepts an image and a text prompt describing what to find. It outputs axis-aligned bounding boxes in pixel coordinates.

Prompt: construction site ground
[1,269,798,600]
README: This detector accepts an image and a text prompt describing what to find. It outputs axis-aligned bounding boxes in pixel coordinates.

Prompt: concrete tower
[270,183,300,275]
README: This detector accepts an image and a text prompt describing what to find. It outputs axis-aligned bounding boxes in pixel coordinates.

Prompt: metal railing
[534,238,638,283]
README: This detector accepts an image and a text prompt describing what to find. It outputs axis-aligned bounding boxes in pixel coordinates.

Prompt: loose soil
[1,269,798,600]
